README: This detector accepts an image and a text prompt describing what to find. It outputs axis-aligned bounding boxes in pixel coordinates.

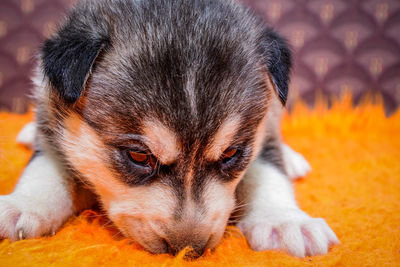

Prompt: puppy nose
[163,238,207,259]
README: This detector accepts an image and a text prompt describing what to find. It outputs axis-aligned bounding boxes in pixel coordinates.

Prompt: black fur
[41,7,109,103]
[259,28,292,105]
[259,136,286,173]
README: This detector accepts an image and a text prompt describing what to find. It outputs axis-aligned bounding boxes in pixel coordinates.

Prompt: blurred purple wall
[0,0,399,114]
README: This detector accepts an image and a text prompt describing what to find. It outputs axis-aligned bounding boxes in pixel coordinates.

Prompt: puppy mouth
[116,215,225,258]
[132,232,215,258]
[143,232,220,259]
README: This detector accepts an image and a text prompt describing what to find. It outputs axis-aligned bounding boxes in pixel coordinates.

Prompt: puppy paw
[282,144,311,180]
[238,209,339,257]
[0,196,55,241]
[16,122,37,148]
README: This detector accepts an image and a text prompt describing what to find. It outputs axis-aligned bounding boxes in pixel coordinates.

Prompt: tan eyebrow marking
[205,115,241,161]
[142,119,179,165]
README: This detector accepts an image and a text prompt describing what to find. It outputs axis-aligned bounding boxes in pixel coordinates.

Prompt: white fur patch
[238,160,339,257]
[282,144,311,180]
[0,153,74,240]
[16,122,37,148]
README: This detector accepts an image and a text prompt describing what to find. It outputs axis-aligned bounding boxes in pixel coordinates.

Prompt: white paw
[282,144,311,180]
[0,196,56,241]
[16,122,36,148]
[238,209,339,257]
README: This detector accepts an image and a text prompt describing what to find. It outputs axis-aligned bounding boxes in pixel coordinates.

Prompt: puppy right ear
[259,27,292,106]
[41,14,109,104]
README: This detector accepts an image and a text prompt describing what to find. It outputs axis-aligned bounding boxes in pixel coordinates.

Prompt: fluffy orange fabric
[0,95,399,266]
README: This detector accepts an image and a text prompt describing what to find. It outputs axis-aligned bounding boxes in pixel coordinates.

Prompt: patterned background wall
[0,0,399,114]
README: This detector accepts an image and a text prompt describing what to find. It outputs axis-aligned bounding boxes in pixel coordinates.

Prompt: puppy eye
[128,150,156,168]
[221,147,238,164]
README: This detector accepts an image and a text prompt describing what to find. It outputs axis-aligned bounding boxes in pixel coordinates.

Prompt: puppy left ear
[41,19,109,104]
[259,27,292,106]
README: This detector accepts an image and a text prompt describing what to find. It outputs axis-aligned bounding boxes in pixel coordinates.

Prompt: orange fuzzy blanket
[0,96,399,266]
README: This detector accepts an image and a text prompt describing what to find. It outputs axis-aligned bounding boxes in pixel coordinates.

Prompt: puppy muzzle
[139,218,223,259]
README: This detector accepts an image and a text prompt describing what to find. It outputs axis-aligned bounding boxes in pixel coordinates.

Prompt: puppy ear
[41,17,109,103]
[259,27,292,105]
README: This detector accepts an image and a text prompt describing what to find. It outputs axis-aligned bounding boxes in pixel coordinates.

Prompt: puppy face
[35,0,291,257]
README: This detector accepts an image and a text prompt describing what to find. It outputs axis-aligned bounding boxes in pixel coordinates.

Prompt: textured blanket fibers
[0,95,399,266]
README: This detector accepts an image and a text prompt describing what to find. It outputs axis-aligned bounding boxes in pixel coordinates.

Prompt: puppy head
[38,0,291,257]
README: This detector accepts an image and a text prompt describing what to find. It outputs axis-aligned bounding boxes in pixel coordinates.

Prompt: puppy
[0,0,339,258]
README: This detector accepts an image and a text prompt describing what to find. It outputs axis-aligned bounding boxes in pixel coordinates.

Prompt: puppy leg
[282,144,311,180]
[0,152,74,240]
[237,146,339,257]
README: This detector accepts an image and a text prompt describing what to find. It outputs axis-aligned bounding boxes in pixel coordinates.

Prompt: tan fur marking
[250,70,283,160]
[63,114,176,239]
[142,119,179,165]
[251,112,269,160]
[205,115,241,161]
[264,71,278,101]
